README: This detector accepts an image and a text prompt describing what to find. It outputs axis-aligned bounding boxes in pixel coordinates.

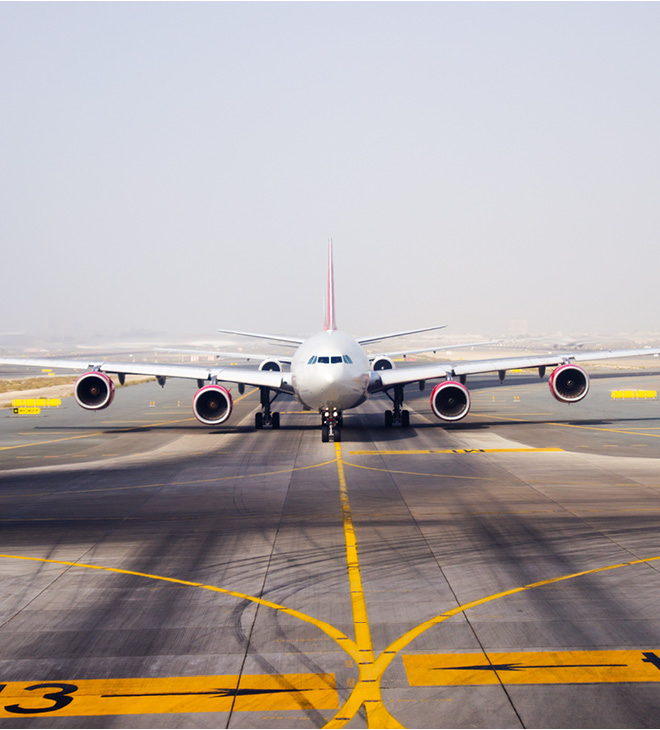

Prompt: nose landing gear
[321,409,342,442]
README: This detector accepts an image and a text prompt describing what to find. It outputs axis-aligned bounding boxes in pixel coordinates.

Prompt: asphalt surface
[2,369,660,728]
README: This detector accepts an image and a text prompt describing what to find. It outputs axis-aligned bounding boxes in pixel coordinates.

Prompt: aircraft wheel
[255,412,264,430]
[384,410,393,427]
[321,424,330,443]
[401,410,410,428]
[334,428,341,443]
[272,412,280,429]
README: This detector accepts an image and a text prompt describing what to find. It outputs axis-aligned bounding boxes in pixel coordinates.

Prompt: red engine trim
[548,364,590,403]
[74,372,115,411]
[192,384,233,425]
[430,380,471,421]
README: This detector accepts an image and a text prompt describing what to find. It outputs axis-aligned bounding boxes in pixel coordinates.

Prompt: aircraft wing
[368,347,660,393]
[155,348,293,364]
[0,357,292,392]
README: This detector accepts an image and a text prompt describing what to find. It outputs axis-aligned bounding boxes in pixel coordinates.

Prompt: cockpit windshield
[308,355,351,364]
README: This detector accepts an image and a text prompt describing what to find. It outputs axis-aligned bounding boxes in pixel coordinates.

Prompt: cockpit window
[317,356,329,364]
[343,355,353,364]
[331,356,342,364]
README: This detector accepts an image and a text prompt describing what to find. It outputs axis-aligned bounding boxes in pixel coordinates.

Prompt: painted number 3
[0,683,78,714]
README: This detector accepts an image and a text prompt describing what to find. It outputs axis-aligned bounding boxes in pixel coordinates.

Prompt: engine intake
[372,356,394,371]
[74,372,115,411]
[259,359,282,372]
[430,381,471,421]
[549,364,589,403]
[192,384,233,425]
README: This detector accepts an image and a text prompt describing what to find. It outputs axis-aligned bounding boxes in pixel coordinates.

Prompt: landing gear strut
[384,384,410,428]
[255,387,281,430]
[321,409,342,442]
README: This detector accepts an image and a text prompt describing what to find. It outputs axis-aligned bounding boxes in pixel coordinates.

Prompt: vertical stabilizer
[324,239,337,331]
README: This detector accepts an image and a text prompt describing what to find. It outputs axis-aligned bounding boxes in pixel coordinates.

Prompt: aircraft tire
[384,410,393,428]
[334,428,341,443]
[401,410,410,427]
[272,412,280,429]
[321,424,330,443]
[255,412,264,429]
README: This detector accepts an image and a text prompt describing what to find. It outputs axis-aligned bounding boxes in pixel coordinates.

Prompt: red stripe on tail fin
[324,239,337,331]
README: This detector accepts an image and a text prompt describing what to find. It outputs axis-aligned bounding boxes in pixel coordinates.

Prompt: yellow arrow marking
[404,650,660,686]
[0,673,338,717]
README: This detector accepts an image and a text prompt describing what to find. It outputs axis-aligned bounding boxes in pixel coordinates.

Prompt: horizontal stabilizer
[358,324,447,346]
[156,347,293,364]
[216,328,304,346]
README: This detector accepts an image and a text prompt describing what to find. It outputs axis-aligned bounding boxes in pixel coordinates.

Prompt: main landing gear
[255,387,281,430]
[321,409,342,443]
[384,384,410,428]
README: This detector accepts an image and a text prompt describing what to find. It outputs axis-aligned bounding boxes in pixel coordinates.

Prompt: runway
[2,369,660,728]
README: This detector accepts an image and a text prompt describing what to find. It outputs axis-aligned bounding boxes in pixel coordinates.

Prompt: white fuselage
[290,330,371,412]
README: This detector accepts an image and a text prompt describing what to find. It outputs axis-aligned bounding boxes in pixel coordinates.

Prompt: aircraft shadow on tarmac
[448,415,660,430]
[23,411,660,443]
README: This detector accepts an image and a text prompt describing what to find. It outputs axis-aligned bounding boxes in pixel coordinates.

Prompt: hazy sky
[1,2,659,340]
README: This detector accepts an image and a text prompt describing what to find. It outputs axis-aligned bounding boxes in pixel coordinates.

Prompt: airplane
[1,242,660,442]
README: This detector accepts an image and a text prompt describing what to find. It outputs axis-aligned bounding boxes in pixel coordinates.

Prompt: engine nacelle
[372,356,395,371]
[192,384,233,425]
[74,372,115,411]
[259,358,282,372]
[430,380,471,421]
[549,364,589,403]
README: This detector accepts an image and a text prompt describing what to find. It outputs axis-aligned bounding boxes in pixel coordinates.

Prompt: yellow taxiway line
[349,448,563,455]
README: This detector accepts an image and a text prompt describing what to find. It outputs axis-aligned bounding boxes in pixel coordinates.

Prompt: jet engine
[549,364,589,403]
[259,359,282,372]
[372,356,395,371]
[430,381,471,421]
[74,372,115,411]
[192,384,233,425]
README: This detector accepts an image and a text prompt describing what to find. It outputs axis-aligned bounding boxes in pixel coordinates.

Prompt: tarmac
[2,367,660,728]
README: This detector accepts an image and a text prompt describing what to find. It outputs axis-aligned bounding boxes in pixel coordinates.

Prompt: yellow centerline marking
[349,448,563,455]
[327,443,402,729]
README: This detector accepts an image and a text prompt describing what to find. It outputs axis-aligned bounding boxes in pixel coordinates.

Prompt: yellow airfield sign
[0,673,338,718]
[404,650,660,686]
[12,407,40,415]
